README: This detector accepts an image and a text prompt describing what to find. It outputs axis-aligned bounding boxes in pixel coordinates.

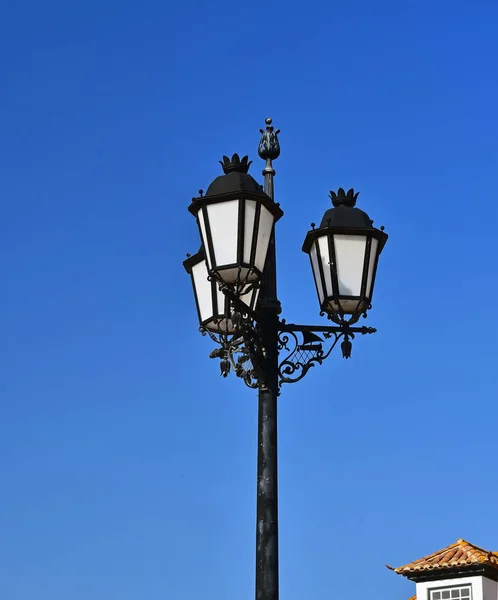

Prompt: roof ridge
[457,539,495,555]
[389,539,498,577]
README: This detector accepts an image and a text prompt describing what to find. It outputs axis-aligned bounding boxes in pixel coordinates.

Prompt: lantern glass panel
[254,205,274,272]
[240,284,260,309]
[317,235,333,297]
[243,200,256,263]
[192,260,213,324]
[214,281,228,320]
[206,200,239,266]
[310,242,324,303]
[366,237,379,298]
[198,198,276,287]
[198,211,211,270]
[333,234,367,297]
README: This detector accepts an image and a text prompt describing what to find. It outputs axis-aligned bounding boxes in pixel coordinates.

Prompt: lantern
[183,248,260,335]
[302,188,388,324]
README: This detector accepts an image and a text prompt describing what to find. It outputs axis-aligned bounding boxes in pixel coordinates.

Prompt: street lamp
[183,118,388,600]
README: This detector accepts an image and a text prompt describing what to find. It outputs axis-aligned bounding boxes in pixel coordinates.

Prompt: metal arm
[277,323,376,384]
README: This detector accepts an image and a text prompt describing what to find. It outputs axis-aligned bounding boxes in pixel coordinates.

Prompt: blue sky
[1,0,498,599]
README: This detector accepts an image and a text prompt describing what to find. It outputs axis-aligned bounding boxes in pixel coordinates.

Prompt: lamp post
[184,118,388,600]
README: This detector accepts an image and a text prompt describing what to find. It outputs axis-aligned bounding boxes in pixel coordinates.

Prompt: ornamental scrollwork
[203,306,377,387]
[202,275,376,388]
[277,329,350,385]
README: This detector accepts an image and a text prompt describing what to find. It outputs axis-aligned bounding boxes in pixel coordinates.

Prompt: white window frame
[429,584,472,600]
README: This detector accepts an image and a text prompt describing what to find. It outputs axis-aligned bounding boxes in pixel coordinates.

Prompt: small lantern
[184,248,259,335]
[188,154,283,292]
[302,188,388,324]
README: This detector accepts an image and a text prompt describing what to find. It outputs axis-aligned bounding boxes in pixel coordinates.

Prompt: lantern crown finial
[219,154,252,174]
[329,188,360,208]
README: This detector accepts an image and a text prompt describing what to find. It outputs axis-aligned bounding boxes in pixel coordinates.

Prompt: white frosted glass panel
[333,234,366,296]
[215,284,226,315]
[366,238,378,298]
[207,200,239,267]
[240,285,259,310]
[310,243,324,303]
[254,205,274,271]
[251,286,260,309]
[317,235,333,296]
[243,200,256,263]
[192,261,213,323]
[198,211,211,270]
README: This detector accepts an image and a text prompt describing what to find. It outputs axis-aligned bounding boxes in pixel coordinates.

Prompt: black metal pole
[256,235,280,600]
[255,118,281,600]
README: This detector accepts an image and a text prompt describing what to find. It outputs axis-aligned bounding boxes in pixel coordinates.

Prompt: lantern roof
[319,188,373,229]
[205,153,266,197]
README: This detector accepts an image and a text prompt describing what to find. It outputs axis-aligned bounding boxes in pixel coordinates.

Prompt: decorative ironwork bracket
[202,284,376,388]
[277,321,376,385]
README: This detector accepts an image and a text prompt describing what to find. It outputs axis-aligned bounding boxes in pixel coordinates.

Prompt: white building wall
[482,577,498,600]
[416,576,485,600]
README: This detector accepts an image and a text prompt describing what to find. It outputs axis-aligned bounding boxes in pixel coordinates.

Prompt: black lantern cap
[188,153,283,220]
[205,154,263,197]
[302,187,388,255]
[319,188,373,229]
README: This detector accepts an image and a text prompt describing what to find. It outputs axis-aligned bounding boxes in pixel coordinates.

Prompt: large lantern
[188,154,283,292]
[302,188,388,324]
[183,248,260,335]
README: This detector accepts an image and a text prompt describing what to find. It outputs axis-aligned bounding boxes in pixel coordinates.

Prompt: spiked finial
[219,153,252,174]
[329,188,360,208]
[258,117,280,161]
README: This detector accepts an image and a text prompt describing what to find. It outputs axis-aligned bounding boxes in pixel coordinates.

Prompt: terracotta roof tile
[387,539,498,576]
